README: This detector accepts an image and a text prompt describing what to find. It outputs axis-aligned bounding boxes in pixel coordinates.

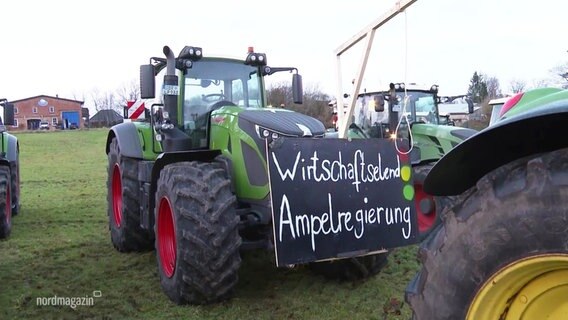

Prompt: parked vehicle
[39,121,50,130]
[406,87,568,319]
[0,100,21,239]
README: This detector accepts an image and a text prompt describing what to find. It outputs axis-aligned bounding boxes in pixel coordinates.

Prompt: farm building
[89,109,124,128]
[8,95,85,130]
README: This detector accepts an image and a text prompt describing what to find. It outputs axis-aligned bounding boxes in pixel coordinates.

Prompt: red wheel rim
[5,182,10,225]
[158,196,176,278]
[111,164,123,227]
[414,183,436,233]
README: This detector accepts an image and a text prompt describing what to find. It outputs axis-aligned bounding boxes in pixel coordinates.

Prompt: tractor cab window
[353,94,389,138]
[400,92,439,125]
[181,59,264,148]
[238,73,262,108]
[184,77,227,128]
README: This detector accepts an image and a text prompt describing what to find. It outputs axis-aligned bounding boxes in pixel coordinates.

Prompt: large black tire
[0,167,12,239]
[413,164,456,242]
[107,137,153,252]
[309,252,390,281]
[155,161,241,304]
[406,148,568,319]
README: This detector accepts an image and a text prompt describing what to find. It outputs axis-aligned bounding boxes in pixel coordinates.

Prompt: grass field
[0,129,420,320]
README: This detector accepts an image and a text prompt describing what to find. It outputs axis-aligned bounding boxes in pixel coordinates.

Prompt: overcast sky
[1,0,566,109]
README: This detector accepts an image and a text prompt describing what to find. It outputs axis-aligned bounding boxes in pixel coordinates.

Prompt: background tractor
[0,100,20,240]
[405,87,568,319]
[106,45,394,305]
[335,82,476,240]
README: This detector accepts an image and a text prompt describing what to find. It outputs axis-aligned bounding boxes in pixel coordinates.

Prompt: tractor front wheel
[107,137,153,252]
[406,148,568,319]
[0,167,12,239]
[155,161,241,304]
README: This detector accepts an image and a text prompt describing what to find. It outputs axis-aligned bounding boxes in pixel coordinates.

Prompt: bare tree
[71,91,86,102]
[267,81,292,108]
[90,89,120,112]
[267,82,332,126]
[116,79,140,106]
[509,79,526,93]
[549,62,568,89]
[485,76,502,99]
[530,78,550,89]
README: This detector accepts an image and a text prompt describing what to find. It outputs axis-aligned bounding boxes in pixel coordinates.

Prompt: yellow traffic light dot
[401,165,412,182]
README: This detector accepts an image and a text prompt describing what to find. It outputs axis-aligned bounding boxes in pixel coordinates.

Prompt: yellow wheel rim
[467,254,568,320]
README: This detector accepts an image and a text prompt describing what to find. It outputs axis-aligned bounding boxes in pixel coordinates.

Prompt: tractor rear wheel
[413,164,455,241]
[309,252,389,281]
[155,161,241,304]
[0,167,12,239]
[107,137,153,252]
[406,148,568,319]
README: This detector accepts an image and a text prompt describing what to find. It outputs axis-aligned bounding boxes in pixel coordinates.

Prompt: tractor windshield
[394,91,439,125]
[353,90,440,138]
[181,58,264,147]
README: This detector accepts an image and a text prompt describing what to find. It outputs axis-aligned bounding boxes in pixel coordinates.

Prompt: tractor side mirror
[292,73,303,104]
[374,95,385,112]
[3,103,14,126]
[140,64,156,99]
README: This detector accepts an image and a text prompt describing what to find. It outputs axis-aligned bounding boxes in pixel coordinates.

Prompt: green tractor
[406,87,568,319]
[0,100,20,240]
[339,82,477,240]
[107,45,396,304]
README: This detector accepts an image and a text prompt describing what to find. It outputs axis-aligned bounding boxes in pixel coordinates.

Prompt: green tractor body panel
[209,106,269,200]
[210,105,325,200]
[132,121,162,160]
[425,87,568,196]
[1,132,18,163]
[411,123,475,162]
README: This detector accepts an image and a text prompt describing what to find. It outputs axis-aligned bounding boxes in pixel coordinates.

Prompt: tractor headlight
[255,125,287,141]
[245,52,268,66]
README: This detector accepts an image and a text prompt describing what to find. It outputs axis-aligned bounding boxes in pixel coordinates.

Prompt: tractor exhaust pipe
[160,46,192,152]
[162,46,179,126]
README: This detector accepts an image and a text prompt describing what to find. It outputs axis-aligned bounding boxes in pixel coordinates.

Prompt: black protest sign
[267,138,418,267]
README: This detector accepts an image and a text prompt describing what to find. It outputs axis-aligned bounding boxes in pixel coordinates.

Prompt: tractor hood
[239,109,325,137]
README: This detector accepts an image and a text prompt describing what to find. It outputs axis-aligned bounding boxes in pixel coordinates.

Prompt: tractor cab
[178,57,265,149]
[140,46,306,152]
[351,83,442,139]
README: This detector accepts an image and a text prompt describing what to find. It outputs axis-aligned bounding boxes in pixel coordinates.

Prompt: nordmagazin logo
[36,291,102,309]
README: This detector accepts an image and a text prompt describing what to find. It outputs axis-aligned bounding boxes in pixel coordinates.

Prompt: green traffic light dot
[401,165,412,182]
[403,185,414,200]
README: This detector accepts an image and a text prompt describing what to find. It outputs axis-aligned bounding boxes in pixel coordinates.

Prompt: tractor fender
[149,150,222,213]
[3,134,18,163]
[425,99,568,196]
[105,122,143,159]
